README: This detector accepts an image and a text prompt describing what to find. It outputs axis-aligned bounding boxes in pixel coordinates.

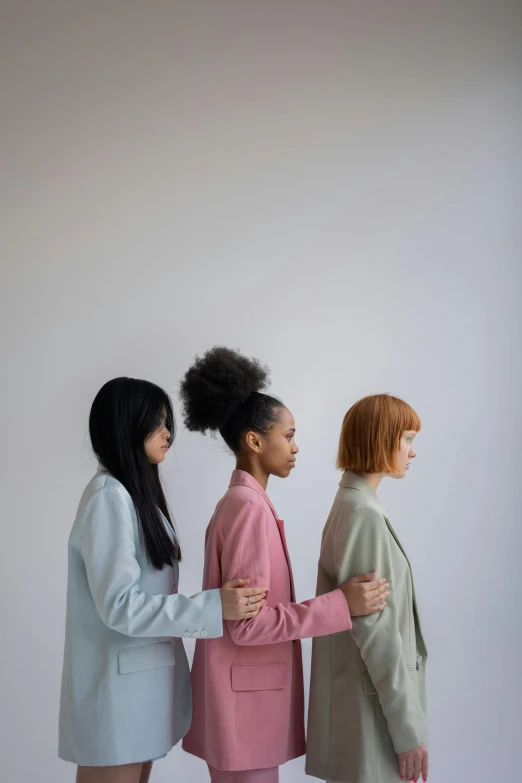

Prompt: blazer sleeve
[335,504,428,753]
[80,486,223,639]
[221,500,351,645]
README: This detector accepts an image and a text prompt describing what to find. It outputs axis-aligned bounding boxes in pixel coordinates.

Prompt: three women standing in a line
[59,372,386,783]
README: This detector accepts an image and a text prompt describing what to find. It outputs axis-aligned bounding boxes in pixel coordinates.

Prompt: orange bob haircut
[336,394,421,474]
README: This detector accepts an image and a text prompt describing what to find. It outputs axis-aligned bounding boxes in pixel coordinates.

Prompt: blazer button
[201,630,208,637]
[192,631,200,637]
[183,632,191,638]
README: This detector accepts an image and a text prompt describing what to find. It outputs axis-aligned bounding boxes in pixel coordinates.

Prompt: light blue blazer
[58,467,223,766]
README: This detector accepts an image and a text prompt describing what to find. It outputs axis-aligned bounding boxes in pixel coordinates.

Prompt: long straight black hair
[89,377,181,569]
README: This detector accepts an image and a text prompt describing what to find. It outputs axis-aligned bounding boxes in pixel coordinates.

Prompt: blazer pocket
[230,662,288,692]
[118,641,175,675]
[362,670,377,696]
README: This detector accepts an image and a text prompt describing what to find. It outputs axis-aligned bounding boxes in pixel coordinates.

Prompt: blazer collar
[339,471,387,515]
[229,469,279,520]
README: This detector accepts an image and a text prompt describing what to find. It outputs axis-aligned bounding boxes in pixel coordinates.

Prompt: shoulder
[224,484,270,513]
[79,473,134,524]
[215,486,270,534]
[333,488,385,529]
[338,484,370,508]
[85,471,132,503]
[348,504,385,526]
[337,486,384,517]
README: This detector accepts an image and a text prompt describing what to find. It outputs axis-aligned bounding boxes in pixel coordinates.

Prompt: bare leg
[139,761,153,783]
[208,765,279,782]
[76,763,144,783]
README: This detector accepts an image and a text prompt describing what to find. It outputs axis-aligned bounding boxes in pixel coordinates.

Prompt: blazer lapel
[384,515,427,653]
[275,518,296,602]
[229,470,296,602]
[340,474,426,655]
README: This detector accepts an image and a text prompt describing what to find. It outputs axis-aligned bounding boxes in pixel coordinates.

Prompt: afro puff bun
[179,346,271,434]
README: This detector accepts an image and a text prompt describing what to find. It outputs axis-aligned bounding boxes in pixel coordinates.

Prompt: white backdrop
[1,2,521,782]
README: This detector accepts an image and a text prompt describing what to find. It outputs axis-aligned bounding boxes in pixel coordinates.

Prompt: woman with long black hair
[58,377,268,783]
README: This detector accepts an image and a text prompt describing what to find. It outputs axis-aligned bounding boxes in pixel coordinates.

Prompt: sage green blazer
[306,472,428,783]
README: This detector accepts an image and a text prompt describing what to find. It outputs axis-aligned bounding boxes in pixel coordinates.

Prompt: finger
[398,755,406,780]
[406,755,414,780]
[243,602,266,617]
[224,578,251,588]
[413,754,422,781]
[365,586,389,602]
[366,601,387,614]
[246,599,267,610]
[348,572,377,584]
[239,586,269,597]
[365,579,390,594]
[372,591,390,606]
[245,593,266,605]
[239,594,266,607]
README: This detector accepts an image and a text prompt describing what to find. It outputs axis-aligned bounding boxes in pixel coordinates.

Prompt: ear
[245,430,263,454]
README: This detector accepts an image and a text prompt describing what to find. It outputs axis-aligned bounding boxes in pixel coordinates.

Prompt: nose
[293,442,299,454]
[165,427,171,441]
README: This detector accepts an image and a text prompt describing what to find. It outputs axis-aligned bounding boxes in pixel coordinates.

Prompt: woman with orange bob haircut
[306,394,429,783]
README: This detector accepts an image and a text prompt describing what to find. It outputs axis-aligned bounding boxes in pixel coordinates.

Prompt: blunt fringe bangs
[336,394,421,474]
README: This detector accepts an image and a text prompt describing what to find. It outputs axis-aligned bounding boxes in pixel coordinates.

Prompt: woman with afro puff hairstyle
[180,347,390,783]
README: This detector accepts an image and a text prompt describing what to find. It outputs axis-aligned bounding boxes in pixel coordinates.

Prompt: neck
[355,472,385,492]
[235,455,270,491]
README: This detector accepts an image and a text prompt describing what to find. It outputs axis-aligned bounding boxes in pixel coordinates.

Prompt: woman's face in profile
[390,431,417,479]
[145,409,171,464]
[255,407,299,479]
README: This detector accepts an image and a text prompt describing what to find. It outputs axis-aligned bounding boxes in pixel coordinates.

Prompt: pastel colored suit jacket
[182,469,352,772]
[58,467,223,766]
[306,472,428,783]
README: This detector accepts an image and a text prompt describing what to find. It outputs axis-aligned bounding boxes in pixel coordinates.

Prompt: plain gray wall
[1,2,521,781]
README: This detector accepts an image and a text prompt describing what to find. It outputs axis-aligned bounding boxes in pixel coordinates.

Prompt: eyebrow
[286,428,296,433]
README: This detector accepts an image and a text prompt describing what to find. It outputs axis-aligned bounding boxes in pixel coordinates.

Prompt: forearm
[95,584,223,639]
[229,588,350,645]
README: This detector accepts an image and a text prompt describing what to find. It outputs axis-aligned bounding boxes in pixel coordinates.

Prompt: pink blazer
[182,470,352,771]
